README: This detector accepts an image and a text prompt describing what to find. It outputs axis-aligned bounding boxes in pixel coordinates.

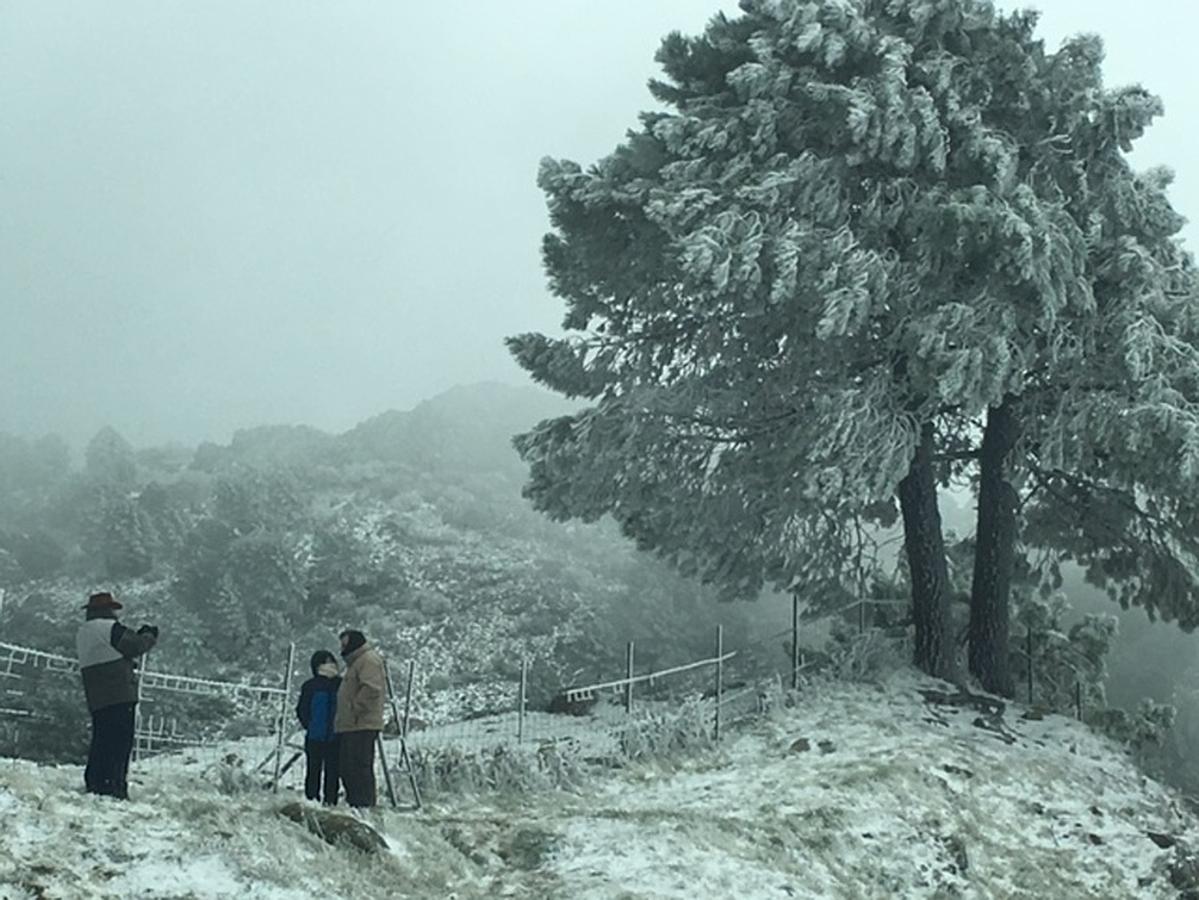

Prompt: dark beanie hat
[339,629,366,657]
[310,650,336,675]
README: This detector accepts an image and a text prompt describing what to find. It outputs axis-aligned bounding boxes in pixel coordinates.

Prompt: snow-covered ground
[2,668,1195,899]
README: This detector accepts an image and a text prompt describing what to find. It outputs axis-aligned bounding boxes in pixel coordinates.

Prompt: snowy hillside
[4,668,1197,899]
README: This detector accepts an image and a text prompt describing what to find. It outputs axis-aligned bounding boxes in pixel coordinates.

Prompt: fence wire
[3,594,1101,801]
[0,639,294,788]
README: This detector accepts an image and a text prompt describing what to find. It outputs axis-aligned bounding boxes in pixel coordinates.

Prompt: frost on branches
[508,0,1199,689]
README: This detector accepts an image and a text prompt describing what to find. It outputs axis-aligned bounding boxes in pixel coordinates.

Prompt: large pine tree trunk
[969,399,1019,696]
[898,422,957,680]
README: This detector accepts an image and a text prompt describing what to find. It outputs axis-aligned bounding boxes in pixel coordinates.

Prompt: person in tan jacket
[334,629,386,807]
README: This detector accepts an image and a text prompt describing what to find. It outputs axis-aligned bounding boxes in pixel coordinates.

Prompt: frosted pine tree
[84,426,138,488]
[508,0,1199,684]
[964,37,1199,693]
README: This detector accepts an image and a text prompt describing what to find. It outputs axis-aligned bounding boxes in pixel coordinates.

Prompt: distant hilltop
[191,381,577,474]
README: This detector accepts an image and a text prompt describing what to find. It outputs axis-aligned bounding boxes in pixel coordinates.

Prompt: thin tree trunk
[898,422,957,680]
[969,398,1020,696]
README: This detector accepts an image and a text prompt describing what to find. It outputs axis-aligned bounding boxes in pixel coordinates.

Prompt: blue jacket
[296,675,340,743]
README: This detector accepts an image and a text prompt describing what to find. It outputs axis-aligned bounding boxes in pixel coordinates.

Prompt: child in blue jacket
[295,650,341,804]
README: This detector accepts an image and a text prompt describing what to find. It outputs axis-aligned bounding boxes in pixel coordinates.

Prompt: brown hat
[83,591,122,611]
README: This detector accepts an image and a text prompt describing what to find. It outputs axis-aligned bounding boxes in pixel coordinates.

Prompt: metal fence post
[376,732,398,808]
[518,657,528,744]
[402,659,415,738]
[1026,628,1034,706]
[378,655,404,809]
[383,656,407,742]
[791,593,801,690]
[714,625,724,741]
[384,656,421,811]
[625,642,635,715]
[133,650,149,763]
[271,642,296,794]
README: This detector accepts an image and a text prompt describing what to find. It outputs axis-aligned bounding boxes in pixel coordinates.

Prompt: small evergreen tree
[98,492,155,579]
[84,426,137,488]
[0,433,70,518]
[173,468,310,656]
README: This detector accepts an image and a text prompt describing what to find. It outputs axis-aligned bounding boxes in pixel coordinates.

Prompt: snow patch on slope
[2,668,1195,899]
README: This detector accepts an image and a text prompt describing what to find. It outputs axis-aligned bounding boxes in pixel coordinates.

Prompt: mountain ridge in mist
[171,380,573,475]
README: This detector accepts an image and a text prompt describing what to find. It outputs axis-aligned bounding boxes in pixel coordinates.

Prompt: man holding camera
[76,591,158,799]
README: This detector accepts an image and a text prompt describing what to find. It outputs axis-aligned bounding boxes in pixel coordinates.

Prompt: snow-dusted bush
[1014,592,1117,714]
[614,699,715,762]
[826,620,908,682]
[1090,699,1177,751]
[1014,592,1179,773]
[210,753,259,796]
[410,741,585,796]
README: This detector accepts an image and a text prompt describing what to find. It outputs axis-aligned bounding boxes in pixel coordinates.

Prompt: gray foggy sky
[1,1,1195,450]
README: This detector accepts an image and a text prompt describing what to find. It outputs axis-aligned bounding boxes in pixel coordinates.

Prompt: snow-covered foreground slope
[3,669,1196,899]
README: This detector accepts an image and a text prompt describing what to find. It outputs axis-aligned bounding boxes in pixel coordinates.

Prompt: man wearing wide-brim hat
[76,591,158,799]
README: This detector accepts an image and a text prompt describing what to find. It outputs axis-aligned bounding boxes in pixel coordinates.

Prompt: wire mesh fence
[0,638,294,787]
[4,592,1110,805]
[0,598,852,792]
[391,601,838,791]
[1,641,92,761]
[1013,624,1102,722]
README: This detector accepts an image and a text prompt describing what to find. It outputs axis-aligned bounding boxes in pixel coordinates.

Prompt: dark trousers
[85,702,136,799]
[304,739,340,805]
[338,730,378,808]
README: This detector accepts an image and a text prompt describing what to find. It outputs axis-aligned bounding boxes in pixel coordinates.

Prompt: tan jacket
[334,644,386,734]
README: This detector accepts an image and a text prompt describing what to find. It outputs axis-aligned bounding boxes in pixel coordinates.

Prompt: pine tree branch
[1025,463,1185,565]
